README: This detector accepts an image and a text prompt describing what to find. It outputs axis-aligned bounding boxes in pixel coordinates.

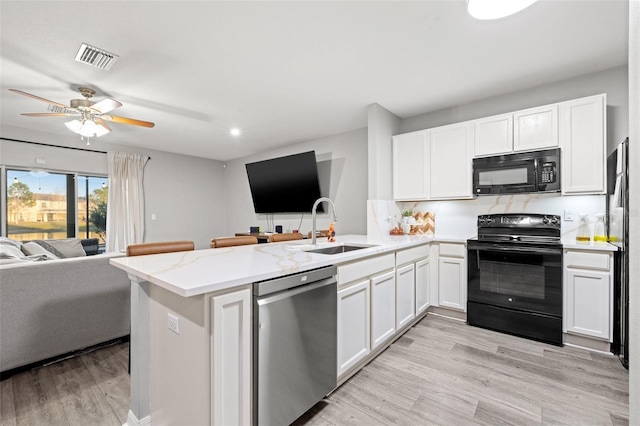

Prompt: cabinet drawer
[565,250,611,271]
[396,244,430,266]
[338,254,395,286]
[438,243,466,258]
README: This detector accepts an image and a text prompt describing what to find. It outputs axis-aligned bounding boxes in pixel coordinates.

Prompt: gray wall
[222,128,367,237]
[0,137,225,249]
[400,65,628,155]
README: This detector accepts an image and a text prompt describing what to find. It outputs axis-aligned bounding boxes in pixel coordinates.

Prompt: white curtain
[106,152,149,252]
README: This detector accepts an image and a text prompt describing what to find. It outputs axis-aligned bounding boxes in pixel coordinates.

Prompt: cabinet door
[211,289,251,426]
[513,104,559,151]
[560,94,606,195]
[393,131,429,200]
[429,122,473,199]
[396,264,416,329]
[337,280,370,377]
[565,269,610,340]
[474,113,513,157]
[370,271,396,350]
[415,258,430,315]
[438,257,466,311]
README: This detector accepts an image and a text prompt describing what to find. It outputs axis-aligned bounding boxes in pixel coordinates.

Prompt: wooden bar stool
[210,236,258,248]
[268,233,304,243]
[126,240,195,256]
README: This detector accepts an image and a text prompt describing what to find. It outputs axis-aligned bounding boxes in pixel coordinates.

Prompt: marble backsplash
[368,193,607,241]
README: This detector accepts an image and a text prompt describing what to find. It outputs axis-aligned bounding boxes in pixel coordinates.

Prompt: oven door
[467,241,562,316]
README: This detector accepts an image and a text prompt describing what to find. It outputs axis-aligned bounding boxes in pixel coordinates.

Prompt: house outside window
[4,169,108,245]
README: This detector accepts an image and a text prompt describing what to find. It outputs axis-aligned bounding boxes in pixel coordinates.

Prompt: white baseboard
[123,410,151,426]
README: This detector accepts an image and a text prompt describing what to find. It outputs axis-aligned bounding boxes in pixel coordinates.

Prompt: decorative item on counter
[401,209,414,234]
[576,213,591,242]
[412,211,435,236]
[594,213,607,242]
[327,223,336,242]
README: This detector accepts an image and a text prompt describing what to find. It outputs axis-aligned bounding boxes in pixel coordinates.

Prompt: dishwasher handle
[256,277,336,306]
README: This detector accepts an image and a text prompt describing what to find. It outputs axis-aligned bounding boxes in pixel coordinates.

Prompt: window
[4,169,108,244]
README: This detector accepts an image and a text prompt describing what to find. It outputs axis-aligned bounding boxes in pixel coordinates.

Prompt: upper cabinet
[513,104,559,152]
[393,93,606,200]
[392,130,429,200]
[429,122,474,199]
[474,113,513,156]
[560,94,606,195]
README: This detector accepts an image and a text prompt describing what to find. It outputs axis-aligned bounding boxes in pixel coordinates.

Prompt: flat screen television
[245,151,324,213]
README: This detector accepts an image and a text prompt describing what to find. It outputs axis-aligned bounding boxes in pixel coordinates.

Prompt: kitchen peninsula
[110,234,459,426]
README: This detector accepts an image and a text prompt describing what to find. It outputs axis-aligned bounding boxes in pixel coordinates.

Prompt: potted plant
[401,209,414,234]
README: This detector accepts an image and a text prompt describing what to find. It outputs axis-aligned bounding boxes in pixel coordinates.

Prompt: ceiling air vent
[74,43,119,71]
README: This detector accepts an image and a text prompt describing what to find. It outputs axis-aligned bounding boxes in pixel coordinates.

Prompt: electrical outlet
[564,209,574,221]
[168,313,180,334]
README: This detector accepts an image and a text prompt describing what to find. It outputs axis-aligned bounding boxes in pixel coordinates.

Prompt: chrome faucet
[311,197,338,245]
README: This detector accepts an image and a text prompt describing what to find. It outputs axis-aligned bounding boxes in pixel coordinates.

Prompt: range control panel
[477,214,561,229]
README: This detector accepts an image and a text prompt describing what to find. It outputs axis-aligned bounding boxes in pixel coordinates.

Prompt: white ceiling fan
[8,87,155,138]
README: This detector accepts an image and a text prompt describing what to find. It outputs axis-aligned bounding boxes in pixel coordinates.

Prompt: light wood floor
[1,315,629,425]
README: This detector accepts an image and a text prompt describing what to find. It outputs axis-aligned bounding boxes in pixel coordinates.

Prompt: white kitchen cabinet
[337,280,371,376]
[474,113,513,157]
[437,243,467,312]
[560,94,606,195]
[211,289,251,426]
[396,264,416,329]
[392,130,429,200]
[415,257,430,315]
[370,271,396,350]
[513,104,559,151]
[429,122,474,199]
[564,249,613,341]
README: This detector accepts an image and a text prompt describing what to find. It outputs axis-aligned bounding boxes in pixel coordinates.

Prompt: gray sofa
[0,252,131,373]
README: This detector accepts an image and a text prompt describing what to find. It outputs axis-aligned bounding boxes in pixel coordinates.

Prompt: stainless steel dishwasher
[253,265,337,426]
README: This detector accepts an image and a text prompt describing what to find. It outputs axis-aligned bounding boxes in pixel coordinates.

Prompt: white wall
[367,103,399,200]
[400,65,628,155]
[0,137,225,249]
[222,128,367,237]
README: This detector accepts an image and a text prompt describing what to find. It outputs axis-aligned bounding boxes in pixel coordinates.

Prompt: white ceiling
[0,1,629,161]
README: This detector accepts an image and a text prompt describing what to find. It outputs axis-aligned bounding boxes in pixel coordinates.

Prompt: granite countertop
[110,234,467,297]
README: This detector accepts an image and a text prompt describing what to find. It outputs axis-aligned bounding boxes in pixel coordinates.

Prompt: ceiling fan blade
[21,112,79,117]
[91,98,122,114]
[94,117,112,132]
[101,114,155,128]
[9,88,70,109]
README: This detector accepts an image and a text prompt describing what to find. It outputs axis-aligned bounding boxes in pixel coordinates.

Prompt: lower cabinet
[337,280,371,376]
[210,289,252,426]
[564,249,613,341]
[371,271,397,350]
[415,258,430,315]
[437,243,467,311]
[396,264,416,329]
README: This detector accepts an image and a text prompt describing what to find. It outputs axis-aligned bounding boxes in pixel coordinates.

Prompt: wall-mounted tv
[245,151,324,214]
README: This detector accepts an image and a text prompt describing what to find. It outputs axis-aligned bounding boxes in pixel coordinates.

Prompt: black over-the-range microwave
[472,148,560,195]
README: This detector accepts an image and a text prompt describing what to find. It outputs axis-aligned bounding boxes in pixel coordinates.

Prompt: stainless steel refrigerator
[607,138,629,369]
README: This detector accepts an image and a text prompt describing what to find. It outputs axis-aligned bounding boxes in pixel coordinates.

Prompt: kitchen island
[110,234,459,426]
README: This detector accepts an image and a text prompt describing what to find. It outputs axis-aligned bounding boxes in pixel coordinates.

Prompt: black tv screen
[245,151,324,214]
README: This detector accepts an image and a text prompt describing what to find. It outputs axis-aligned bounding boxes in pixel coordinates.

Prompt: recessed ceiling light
[467,0,538,20]
[230,128,241,137]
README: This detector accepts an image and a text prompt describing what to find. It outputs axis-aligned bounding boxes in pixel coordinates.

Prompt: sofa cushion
[0,237,22,249]
[21,242,59,260]
[33,238,86,258]
[0,244,25,260]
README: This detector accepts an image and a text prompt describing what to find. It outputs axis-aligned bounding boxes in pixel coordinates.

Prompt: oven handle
[467,243,562,256]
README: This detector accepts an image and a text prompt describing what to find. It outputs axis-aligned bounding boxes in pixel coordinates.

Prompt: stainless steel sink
[304,244,376,255]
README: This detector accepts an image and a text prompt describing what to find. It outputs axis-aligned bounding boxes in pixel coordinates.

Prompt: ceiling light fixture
[467,0,538,20]
[65,118,110,138]
[230,128,241,137]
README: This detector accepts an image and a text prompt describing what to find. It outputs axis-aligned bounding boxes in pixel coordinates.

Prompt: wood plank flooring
[295,315,629,426]
[1,315,629,425]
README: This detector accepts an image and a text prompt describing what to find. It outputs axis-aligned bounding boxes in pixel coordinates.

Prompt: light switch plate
[564,209,574,221]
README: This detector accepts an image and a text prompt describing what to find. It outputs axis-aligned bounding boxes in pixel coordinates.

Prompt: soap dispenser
[576,213,591,242]
[594,213,607,242]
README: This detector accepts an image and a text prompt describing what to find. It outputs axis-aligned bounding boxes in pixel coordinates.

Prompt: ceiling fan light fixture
[65,119,110,138]
[467,0,538,20]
